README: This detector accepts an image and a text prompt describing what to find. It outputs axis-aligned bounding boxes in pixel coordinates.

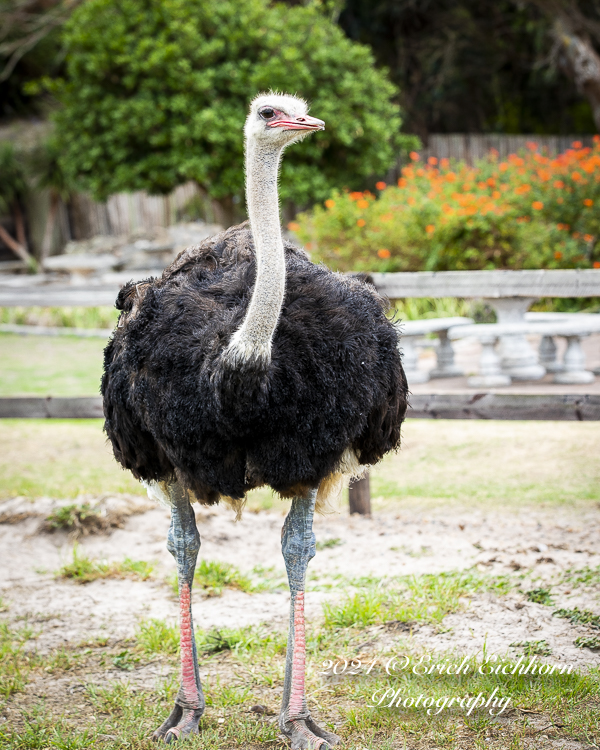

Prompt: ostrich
[102,93,408,747]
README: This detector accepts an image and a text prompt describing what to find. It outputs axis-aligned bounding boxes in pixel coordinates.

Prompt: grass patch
[136,618,179,656]
[58,545,155,584]
[553,607,600,629]
[575,635,600,650]
[564,565,600,586]
[0,622,37,700]
[44,502,101,533]
[168,560,256,597]
[323,570,512,630]
[526,587,553,605]
[316,537,343,550]
[510,639,553,656]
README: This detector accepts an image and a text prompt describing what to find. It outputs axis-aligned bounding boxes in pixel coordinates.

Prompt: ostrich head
[245,93,325,149]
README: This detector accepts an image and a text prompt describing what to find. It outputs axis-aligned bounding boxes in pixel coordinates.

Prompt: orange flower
[397,178,407,188]
[553,180,565,189]
[532,201,544,210]
[440,158,450,169]
[377,248,391,258]
[556,223,570,231]
[526,141,539,151]
[571,171,581,181]
[349,191,363,200]
[287,222,300,232]
[381,213,394,223]
[492,190,500,199]
[416,168,425,177]
[357,218,366,227]
[357,199,369,209]
[487,178,496,187]
[375,181,387,190]
[445,172,456,182]
[584,234,594,242]
[584,198,593,207]
[572,141,583,148]
[428,156,438,165]
[515,184,531,195]
[594,135,600,144]
[554,251,563,260]
[325,199,335,209]
[594,261,600,268]
[425,224,435,234]
[409,151,420,161]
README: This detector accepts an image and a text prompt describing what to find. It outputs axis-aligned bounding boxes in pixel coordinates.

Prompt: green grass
[372,420,600,509]
[564,565,600,586]
[136,618,179,656]
[553,607,600,629]
[168,559,256,597]
[1,569,599,748]
[526,587,554,605]
[0,332,106,396]
[510,639,553,656]
[323,570,512,629]
[0,622,37,700]
[57,545,155,584]
[44,502,101,532]
[0,306,119,330]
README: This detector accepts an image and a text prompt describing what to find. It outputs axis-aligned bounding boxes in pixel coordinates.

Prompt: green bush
[294,139,600,272]
[51,0,415,215]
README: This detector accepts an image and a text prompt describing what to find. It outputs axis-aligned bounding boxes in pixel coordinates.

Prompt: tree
[338,0,597,139]
[52,0,414,223]
[527,0,600,130]
[30,136,73,265]
[0,141,34,267]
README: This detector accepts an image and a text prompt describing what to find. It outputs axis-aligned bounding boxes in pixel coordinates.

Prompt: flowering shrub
[293,139,600,273]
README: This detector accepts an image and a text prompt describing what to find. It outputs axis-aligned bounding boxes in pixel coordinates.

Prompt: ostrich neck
[225,139,286,366]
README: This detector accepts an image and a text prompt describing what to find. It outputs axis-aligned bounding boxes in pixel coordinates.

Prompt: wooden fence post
[348,472,371,516]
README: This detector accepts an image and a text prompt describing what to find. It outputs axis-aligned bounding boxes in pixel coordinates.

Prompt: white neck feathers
[224,137,286,368]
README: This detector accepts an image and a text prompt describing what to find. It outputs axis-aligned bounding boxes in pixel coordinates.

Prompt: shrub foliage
[294,139,600,272]
[52,0,413,209]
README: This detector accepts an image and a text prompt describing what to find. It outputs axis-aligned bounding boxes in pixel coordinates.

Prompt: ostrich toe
[280,716,341,749]
[152,705,203,742]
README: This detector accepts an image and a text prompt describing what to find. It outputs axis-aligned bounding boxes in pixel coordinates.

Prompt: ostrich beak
[270,114,325,132]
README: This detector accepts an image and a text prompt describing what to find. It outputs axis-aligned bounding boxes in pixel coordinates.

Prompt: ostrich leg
[153,483,205,743]
[279,490,341,749]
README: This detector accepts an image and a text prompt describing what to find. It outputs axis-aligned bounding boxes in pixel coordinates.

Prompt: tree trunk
[0,223,32,264]
[211,195,238,229]
[553,17,600,130]
[40,192,60,266]
[348,472,371,516]
[13,201,29,254]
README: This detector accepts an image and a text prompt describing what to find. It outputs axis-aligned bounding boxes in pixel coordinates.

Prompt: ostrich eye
[259,108,275,120]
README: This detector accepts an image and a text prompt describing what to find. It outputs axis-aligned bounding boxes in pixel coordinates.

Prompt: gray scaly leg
[279,490,341,749]
[152,483,205,743]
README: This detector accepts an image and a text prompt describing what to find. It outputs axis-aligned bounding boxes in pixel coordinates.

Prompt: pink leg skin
[280,495,341,749]
[153,487,204,743]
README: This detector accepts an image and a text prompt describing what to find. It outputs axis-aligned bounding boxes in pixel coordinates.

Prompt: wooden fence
[422,133,595,164]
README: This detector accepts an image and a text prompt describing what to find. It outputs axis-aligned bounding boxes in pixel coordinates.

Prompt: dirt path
[1,494,598,668]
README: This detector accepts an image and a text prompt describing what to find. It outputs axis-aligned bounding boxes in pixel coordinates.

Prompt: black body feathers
[102,223,408,504]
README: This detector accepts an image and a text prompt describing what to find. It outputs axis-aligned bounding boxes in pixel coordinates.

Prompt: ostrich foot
[152,704,203,743]
[280,715,341,749]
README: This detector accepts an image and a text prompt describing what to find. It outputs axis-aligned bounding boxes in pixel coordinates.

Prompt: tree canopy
[51,0,413,212]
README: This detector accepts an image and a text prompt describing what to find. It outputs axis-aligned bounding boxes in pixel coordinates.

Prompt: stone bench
[449,318,600,386]
[373,269,600,382]
[397,317,473,383]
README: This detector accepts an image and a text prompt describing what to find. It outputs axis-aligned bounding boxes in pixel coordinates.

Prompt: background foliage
[50,0,413,214]
[294,139,600,272]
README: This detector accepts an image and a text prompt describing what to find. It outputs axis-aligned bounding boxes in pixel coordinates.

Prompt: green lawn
[0,332,106,396]
[1,418,599,509]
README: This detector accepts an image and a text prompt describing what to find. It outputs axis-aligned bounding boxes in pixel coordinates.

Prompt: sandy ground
[0,493,598,671]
